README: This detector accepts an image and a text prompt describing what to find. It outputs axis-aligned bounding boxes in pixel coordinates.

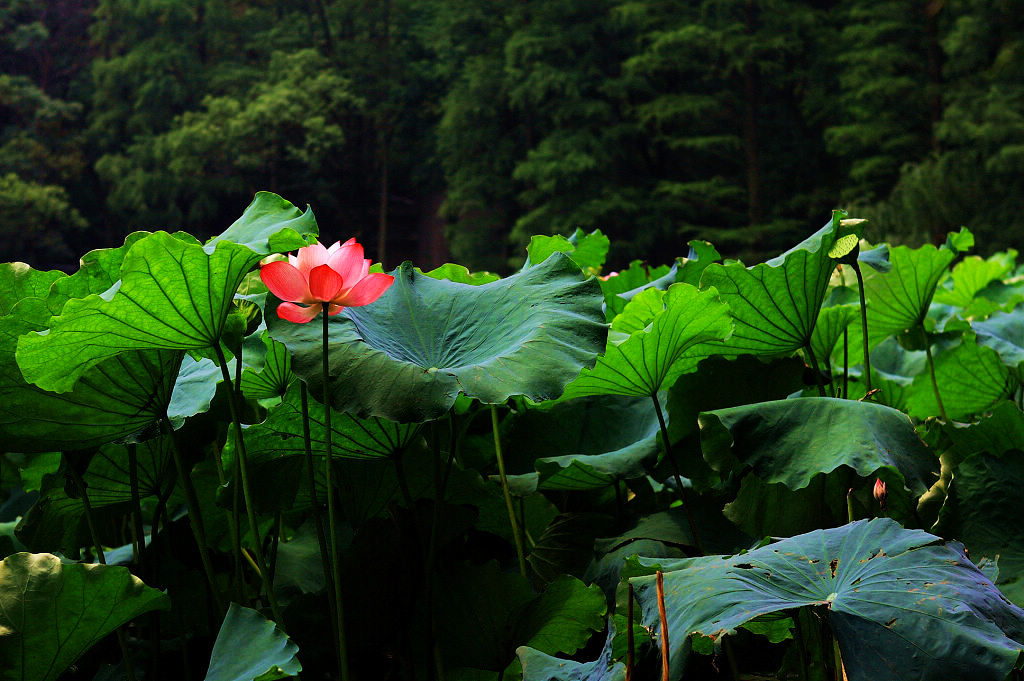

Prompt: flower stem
[656,570,670,681]
[321,312,351,681]
[127,443,145,573]
[300,381,342,675]
[851,262,872,392]
[213,343,284,627]
[651,393,704,555]
[805,342,827,397]
[162,420,225,615]
[491,405,527,578]
[925,338,948,421]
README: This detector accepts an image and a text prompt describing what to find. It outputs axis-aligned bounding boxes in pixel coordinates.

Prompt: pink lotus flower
[260,238,394,323]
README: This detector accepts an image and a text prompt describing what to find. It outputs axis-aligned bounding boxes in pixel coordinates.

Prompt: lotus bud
[873,478,888,513]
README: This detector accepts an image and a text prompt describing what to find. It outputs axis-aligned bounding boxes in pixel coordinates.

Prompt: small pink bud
[873,478,888,512]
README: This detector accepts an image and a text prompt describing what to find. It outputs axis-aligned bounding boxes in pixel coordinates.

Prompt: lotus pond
[1,193,1023,681]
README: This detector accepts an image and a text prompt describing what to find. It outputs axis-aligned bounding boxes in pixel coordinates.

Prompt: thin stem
[213,343,284,626]
[66,460,138,681]
[792,610,810,681]
[924,339,948,421]
[163,422,225,615]
[491,405,527,578]
[300,382,340,662]
[626,582,635,681]
[846,488,855,524]
[851,262,872,392]
[656,570,670,681]
[651,394,704,555]
[268,511,282,586]
[127,443,145,573]
[322,312,351,681]
[805,342,827,397]
[842,327,849,400]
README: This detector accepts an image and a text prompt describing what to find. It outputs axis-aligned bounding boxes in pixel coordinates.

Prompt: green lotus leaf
[934,255,1014,308]
[626,518,1024,681]
[904,334,1012,420]
[267,253,606,422]
[16,232,264,394]
[666,355,805,446]
[15,438,174,553]
[945,226,975,253]
[234,382,420,464]
[699,398,936,496]
[0,263,63,316]
[46,232,157,311]
[698,212,855,357]
[599,259,672,319]
[206,191,317,255]
[863,243,955,340]
[519,626,626,681]
[203,603,301,681]
[421,263,500,285]
[435,562,607,673]
[240,331,293,401]
[166,355,222,427]
[944,400,1024,460]
[525,228,609,274]
[561,283,733,399]
[809,303,858,377]
[973,308,1024,372]
[0,552,170,681]
[223,382,420,512]
[0,296,183,452]
[502,394,662,490]
[515,575,607,658]
[934,448,1024,607]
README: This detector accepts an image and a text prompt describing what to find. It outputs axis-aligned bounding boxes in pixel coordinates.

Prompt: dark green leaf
[269,254,607,422]
[0,552,169,681]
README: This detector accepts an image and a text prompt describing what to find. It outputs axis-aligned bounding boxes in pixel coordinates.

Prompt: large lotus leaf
[16,438,174,553]
[204,603,301,681]
[268,253,606,422]
[904,334,1012,420]
[560,283,732,399]
[206,191,317,254]
[700,398,936,496]
[863,244,955,340]
[0,552,170,681]
[933,254,1014,308]
[934,449,1024,607]
[698,213,855,357]
[16,232,265,393]
[166,355,222,427]
[514,575,607,658]
[502,394,661,490]
[626,518,1024,681]
[973,308,1024,371]
[0,296,183,452]
[0,263,64,316]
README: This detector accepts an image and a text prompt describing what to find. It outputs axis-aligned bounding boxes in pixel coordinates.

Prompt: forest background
[2,0,1021,274]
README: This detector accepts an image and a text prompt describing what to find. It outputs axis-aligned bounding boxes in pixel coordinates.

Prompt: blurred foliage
[1,0,1024,269]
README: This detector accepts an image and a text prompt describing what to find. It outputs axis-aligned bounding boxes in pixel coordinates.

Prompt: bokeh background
[2,0,1021,272]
